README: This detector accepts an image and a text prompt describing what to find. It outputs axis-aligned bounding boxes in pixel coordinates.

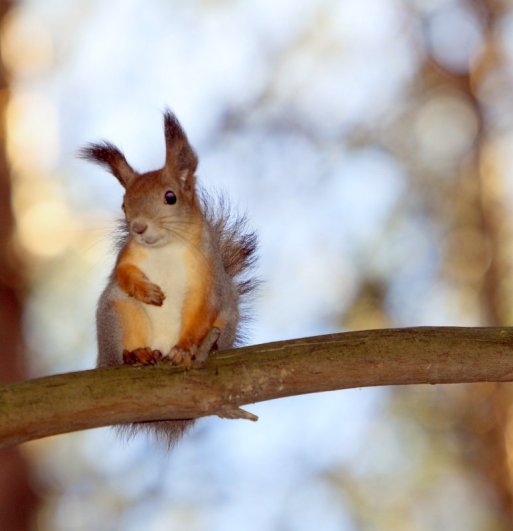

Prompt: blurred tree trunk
[0,1,39,529]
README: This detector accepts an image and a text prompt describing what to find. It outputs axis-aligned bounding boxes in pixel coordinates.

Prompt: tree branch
[2,326,513,448]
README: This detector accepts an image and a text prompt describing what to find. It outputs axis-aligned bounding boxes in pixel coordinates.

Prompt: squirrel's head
[80,111,199,247]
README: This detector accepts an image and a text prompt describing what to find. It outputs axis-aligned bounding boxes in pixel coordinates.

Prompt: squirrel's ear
[79,141,137,188]
[163,110,198,192]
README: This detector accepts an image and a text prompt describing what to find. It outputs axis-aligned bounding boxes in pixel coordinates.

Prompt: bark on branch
[2,326,513,448]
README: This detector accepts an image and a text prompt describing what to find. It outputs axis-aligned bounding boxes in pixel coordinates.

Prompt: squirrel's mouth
[136,233,162,247]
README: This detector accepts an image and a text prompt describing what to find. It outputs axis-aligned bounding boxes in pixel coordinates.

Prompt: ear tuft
[163,110,198,186]
[79,141,137,188]
[163,111,187,146]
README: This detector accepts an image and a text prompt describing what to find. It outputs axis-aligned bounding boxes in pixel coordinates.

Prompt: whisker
[158,218,193,227]
[160,224,212,265]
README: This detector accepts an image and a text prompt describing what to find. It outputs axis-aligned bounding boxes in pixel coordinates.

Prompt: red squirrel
[81,111,257,444]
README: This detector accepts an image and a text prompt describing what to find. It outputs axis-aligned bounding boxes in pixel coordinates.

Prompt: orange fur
[116,243,164,305]
[175,225,218,350]
[113,299,152,351]
[116,221,219,354]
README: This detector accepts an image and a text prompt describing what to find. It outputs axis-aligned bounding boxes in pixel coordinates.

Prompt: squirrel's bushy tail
[117,419,193,449]
[202,192,259,346]
[201,192,259,294]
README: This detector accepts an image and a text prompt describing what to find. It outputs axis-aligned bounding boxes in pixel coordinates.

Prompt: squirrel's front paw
[132,281,165,306]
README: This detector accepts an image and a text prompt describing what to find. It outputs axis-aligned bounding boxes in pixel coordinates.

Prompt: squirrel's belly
[139,242,188,354]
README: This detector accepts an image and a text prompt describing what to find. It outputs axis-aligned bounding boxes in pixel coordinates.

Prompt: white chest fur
[137,241,189,354]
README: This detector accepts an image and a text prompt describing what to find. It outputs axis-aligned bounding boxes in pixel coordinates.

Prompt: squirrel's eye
[164,190,177,205]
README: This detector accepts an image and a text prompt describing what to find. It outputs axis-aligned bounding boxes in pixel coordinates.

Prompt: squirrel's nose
[132,221,148,235]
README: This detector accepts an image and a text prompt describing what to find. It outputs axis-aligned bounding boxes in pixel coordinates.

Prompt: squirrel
[80,111,257,445]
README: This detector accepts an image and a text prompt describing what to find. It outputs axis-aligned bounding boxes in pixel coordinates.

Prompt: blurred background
[1,0,513,529]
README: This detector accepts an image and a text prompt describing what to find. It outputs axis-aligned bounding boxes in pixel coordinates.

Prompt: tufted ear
[79,141,137,188]
[163,110,198,192]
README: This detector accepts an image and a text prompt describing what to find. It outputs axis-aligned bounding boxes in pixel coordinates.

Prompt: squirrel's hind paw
[123,348,162,365]
[167,327,221,370]
[168,345,197,370]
